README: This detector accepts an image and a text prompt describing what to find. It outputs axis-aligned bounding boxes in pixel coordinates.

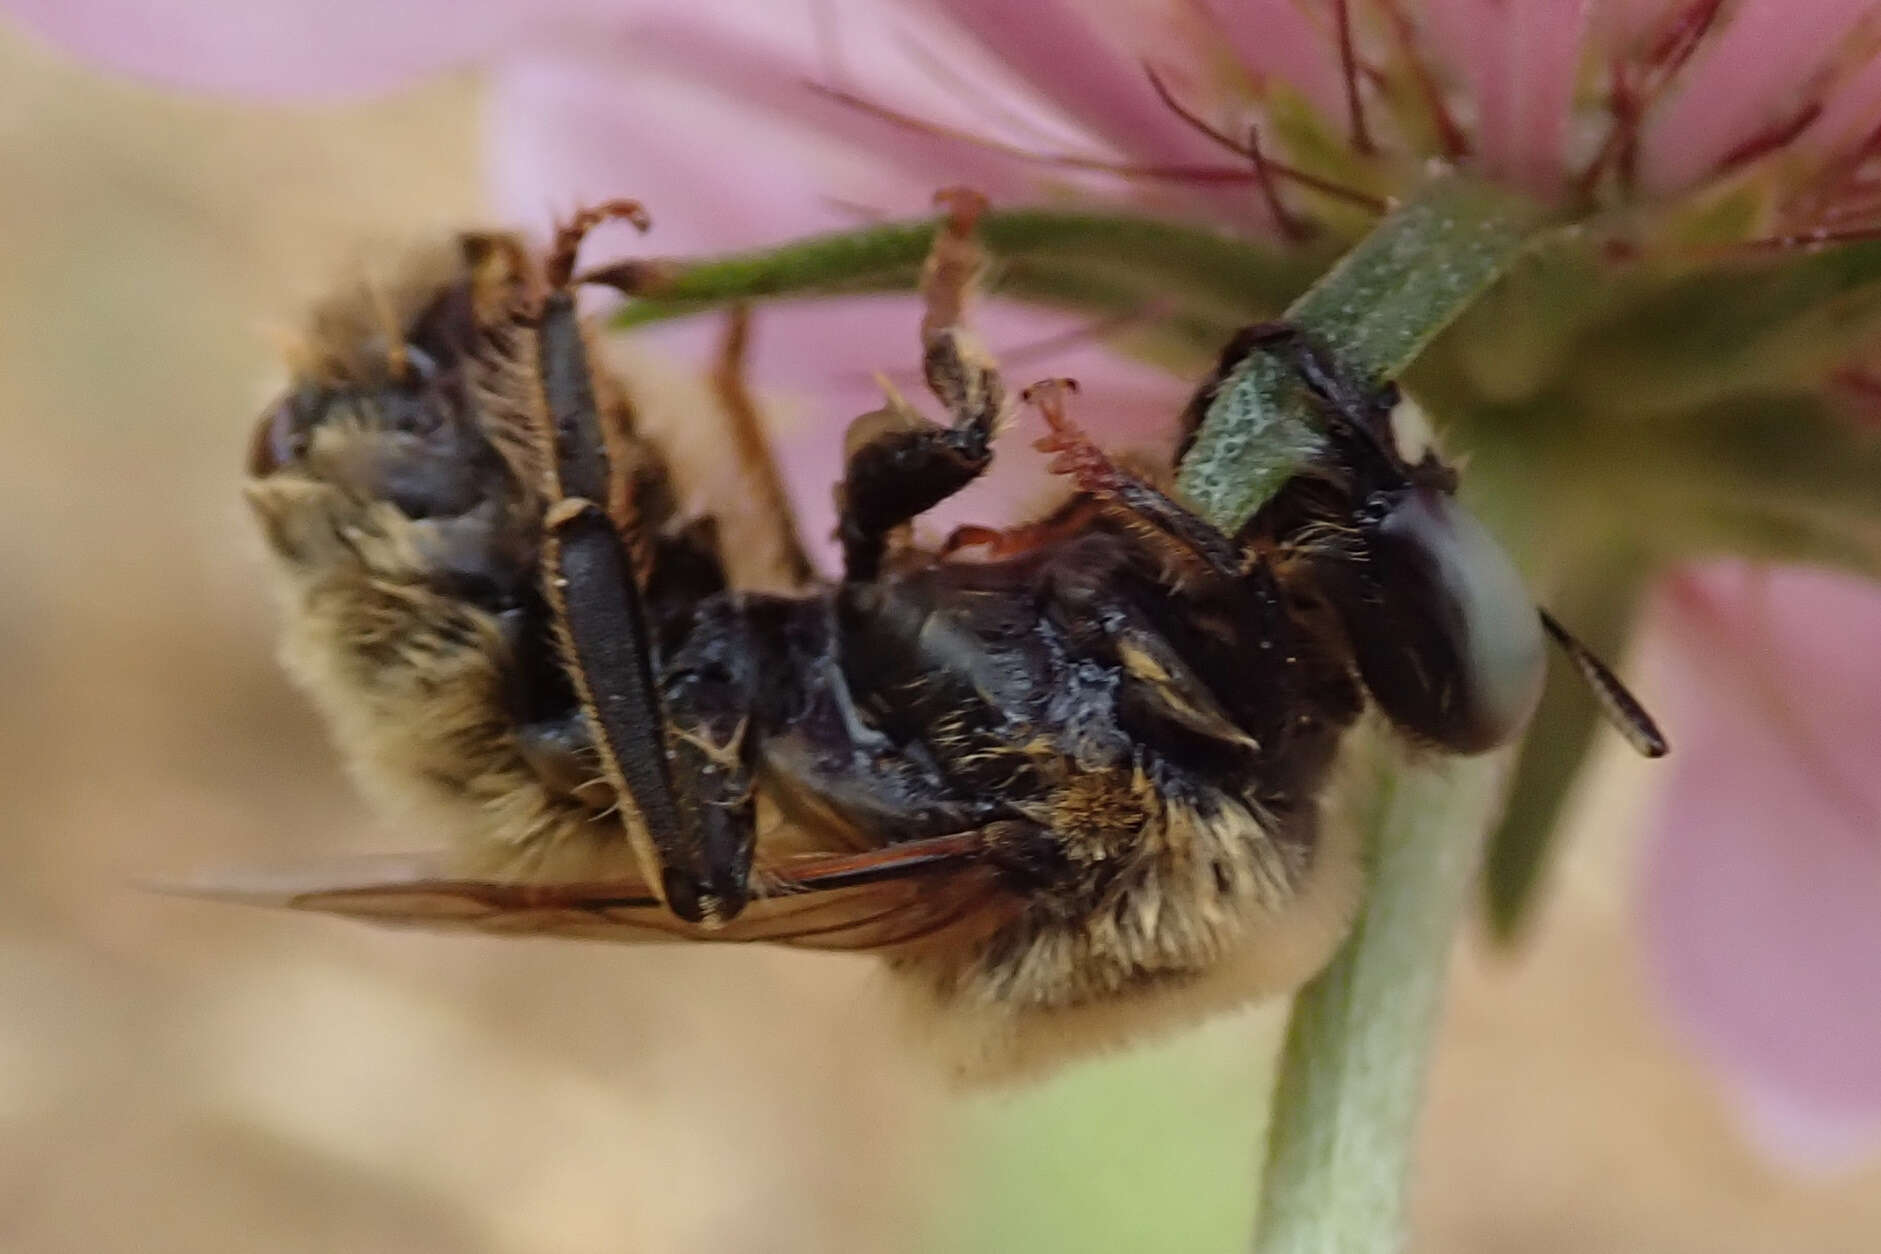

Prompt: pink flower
[13,0,1881,1164]
[1645,565,1881,1172]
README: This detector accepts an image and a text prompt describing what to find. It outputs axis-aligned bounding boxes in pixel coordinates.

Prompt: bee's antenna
[1538,609,1669,758]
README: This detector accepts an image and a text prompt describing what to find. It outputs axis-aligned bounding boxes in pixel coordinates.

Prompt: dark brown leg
[657,599,764,907]
[1025,378,1247,582]
[533,203,738,923]
[710,305,818,588]
[940,494,1104,560]
[835,188,1004,581]
[563,209,810,592]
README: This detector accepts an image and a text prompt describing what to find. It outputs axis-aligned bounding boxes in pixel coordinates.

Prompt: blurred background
[3,23,1879,1253]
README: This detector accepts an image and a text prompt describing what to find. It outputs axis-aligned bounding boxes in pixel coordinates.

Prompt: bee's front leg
[835,188,1005,581]
[1026,378,1247,581]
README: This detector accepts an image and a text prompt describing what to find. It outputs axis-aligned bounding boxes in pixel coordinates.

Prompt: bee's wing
[155,831,1015,954]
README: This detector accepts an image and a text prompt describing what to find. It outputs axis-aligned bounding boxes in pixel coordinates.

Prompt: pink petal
[1590,0,1684,51]
[632,11,1280,227]
[1195,0,1346,120]
[624,19,1043,208]
[1643,564,1881,1137]
[920,0,1228,165]
[0,0,618,99]
[1802,49,1881,161]
[1730,1079,1881,1177]
[1639,0,1880,193]
[1420,0,1594,196]
[487,51,875,254]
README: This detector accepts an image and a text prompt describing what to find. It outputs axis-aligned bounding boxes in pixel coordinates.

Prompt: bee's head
[1316,383,1547,755]
[245,235,540,595]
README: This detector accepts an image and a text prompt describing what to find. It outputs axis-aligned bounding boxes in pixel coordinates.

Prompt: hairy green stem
[1167,177,1550,1254]
[1252,750,1515,1251]
[1179,176,1545,530]
[611,207,1329,335]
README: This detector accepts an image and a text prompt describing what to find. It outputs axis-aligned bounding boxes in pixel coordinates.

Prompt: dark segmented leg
[835,188,1004,581]
[566,217,810,591]
[657,598,765,911]
[532,200,727,923]
[1026,378,1247,582]
[710,305,819,588]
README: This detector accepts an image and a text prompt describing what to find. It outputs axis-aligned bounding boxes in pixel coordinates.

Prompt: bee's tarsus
[836,194,1002,581]
[709,304,817,587]
[932,185,987,235]
[1028,377,1245,581]
[545,198,652,291]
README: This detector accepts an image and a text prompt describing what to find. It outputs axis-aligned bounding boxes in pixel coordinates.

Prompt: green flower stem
[1252,749,1515,1253]
[1164,177,1551,1254]
[1179,175,1547,531]
[611,208,1330,336]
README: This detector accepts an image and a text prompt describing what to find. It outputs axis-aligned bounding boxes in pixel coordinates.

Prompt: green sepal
[1566,238,1881,416]
[1583,390,1881,575]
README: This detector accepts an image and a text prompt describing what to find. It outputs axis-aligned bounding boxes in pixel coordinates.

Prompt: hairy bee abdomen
[891,785,1363,1083]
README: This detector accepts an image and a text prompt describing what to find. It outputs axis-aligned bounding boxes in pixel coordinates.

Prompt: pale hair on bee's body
[210,191,1662,1082]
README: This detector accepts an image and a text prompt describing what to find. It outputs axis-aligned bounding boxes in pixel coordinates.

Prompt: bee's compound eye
[1345,488,1545,753]
[248,393,309,477]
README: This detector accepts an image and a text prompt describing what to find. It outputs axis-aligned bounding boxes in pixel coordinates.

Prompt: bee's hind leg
[835,188,1005,581]
[533,200,726,922]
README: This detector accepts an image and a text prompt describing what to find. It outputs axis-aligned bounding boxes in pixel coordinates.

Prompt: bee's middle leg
[835,188,1004,581]
[659,602,763,917]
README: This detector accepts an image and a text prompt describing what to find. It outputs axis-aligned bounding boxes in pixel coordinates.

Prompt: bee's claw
[546,198,652,290]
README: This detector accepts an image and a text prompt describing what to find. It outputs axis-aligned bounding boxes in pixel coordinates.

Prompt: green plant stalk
[1178,175,1545,530]
[1165,176,1550,1254]
[1252,748,1515,1252]
[611,207,1332,334]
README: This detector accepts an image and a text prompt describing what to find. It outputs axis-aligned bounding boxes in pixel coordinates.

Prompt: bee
[216,189,1663,1080]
